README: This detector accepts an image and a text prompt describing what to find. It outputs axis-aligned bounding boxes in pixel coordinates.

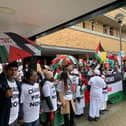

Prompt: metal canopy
[0,0,125,39]
[41,45,95,56]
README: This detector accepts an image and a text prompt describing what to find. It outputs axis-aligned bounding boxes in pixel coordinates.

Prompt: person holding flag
[95,42,105,63]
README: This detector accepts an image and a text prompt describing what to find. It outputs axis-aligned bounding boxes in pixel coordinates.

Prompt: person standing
[100,75,108,113]
[88,70,106,121]
[123,69,126,94]
[57,71,75,126]
[20,69,40,126]
[41,71,57,126]
[0,64,3,74]
[0,62,22,126]
[75,79,85,117]
[70,69,80,99]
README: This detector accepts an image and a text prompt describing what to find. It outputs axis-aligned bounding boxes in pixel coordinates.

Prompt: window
[110,27,114,36]
[83,22,85,28]
[103,24,107,34]
[91,21,95,31]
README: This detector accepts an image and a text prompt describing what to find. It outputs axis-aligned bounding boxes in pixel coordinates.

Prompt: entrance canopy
[0,0,125,39]
[41,45,95,56]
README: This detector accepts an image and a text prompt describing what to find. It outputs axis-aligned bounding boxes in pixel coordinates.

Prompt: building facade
[37,8,126,58]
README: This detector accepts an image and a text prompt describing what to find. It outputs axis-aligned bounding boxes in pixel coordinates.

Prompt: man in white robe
[88,70,106,121]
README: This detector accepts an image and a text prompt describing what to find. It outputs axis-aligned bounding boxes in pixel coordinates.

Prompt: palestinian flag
[95,42,104,62]
[0,32,42,63]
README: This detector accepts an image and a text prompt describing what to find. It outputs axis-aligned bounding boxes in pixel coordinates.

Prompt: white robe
[101,88,108,110]
[89,76,106,118]
[75,85,85,115]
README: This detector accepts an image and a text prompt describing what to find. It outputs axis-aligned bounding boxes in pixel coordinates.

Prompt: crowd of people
[0,57,123,126]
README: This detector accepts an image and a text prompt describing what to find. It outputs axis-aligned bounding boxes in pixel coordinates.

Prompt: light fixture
[0,7,15,15]
[115,13,124,76]
[115,13,124,24]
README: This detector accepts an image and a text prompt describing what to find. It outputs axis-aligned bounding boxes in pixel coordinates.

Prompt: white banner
[107,80,123,95]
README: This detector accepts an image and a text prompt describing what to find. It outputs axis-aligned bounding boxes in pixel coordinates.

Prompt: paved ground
[75,101,126,126]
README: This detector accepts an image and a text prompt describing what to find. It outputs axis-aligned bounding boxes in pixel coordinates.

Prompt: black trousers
[64,101,75,126]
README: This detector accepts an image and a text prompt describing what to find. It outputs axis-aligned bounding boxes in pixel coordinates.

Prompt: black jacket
[0,73,22,126]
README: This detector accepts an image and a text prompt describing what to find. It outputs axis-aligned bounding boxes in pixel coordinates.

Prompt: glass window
[83,22,85,28]
[103,24,107,34]
[91,21,95,31]
[110,27,114,36]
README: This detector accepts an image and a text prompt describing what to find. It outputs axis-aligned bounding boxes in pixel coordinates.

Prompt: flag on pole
[95,42,104,62]
[101,52,107,63]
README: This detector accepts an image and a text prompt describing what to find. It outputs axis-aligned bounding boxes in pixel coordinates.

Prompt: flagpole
[119,22,122,73]
[115,13,124,78]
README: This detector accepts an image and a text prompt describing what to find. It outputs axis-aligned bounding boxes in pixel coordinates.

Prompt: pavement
[75,101,126,126]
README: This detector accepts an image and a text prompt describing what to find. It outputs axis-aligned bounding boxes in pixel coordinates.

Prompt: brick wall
[95,22,103,33]
[106,9,126,23]
[37,28,126,52]
[37,8,126,53]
